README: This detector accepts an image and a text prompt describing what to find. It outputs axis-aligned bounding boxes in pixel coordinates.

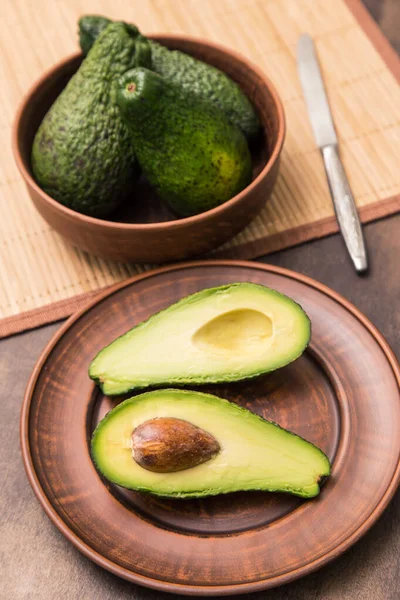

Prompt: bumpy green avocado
[115,68,252,216]
[91,389,330,498]
[78,15,118,55]
[78,15,260,141]
[89,283,311,395]
[31,23,151,217]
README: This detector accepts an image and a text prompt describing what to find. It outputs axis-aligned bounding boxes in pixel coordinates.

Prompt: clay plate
[21,261,400,595]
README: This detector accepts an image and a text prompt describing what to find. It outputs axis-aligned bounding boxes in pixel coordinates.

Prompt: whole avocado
[31,23,151,217]
[78,15,260,141]
[116,67,252,217]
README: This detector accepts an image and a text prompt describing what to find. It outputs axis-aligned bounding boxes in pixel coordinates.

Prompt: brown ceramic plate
[21,260,400,595]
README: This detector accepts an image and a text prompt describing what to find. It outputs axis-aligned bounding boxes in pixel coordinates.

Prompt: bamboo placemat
[1,0,400,337]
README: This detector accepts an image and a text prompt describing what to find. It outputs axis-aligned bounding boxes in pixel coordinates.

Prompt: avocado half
[91,389,331,498]
[89,283,311,395]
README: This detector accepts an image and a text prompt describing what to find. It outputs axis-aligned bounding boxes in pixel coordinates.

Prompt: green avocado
[78,15,118,55]
[31,23,151,217]
[89,283,311,395]
[115,67,252,216]
[91,389,330,498]
[78,15,260,141]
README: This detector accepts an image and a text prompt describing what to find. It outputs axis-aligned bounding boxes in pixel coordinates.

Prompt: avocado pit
[131,417,220,473]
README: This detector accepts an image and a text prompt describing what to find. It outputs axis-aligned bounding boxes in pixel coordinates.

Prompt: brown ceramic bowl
[13,35,285,263]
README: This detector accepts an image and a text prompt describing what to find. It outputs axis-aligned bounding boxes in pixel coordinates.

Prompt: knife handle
[321,145,368,273]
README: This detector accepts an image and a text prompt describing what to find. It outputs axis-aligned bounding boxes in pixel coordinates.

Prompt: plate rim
[20,259,400,596]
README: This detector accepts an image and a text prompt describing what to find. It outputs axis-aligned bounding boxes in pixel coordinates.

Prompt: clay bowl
[13,35,285,263]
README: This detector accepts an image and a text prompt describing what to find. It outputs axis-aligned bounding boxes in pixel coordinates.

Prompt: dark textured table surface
[1,2,400,599]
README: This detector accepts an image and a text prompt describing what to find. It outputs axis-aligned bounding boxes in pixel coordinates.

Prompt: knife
[297,34,368,273]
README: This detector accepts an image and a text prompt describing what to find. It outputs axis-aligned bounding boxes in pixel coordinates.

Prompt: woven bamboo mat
[1,0,399,337]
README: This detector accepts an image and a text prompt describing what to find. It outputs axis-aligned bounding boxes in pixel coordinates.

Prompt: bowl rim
[12,33,285,232]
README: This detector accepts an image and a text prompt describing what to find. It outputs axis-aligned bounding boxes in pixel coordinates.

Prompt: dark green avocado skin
[150,42,260,142]
[78,15,260,141]
[78,15,116,55]
[116,68,252,216]
[31,23,151,217]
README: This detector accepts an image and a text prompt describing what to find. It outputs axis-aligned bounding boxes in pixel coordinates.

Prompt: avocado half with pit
[91,389,331,498]
[89,283,311,395]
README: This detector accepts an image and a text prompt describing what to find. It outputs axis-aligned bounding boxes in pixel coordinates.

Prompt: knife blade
[297,34,368,273]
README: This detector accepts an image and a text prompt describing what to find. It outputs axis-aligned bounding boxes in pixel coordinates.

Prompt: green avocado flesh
[89,283,311,395]
[91,389,330,498]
